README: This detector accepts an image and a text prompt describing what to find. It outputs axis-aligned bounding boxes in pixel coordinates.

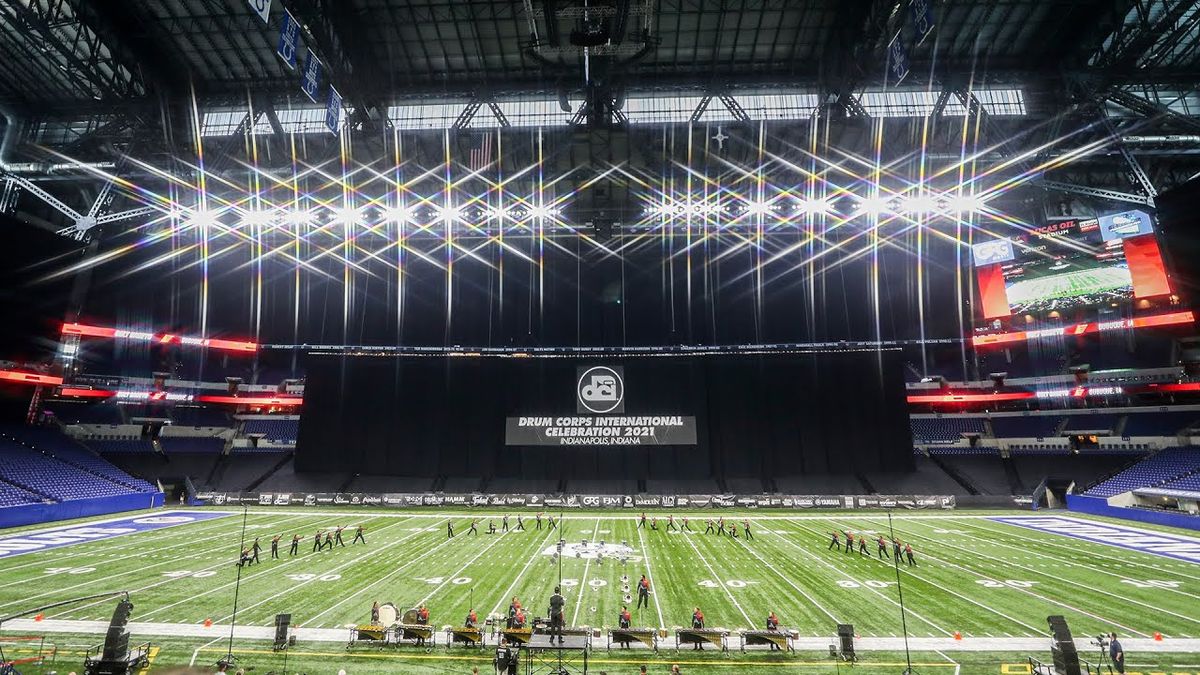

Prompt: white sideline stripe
[10,618,1200,653]
[231,510,998,520]
[300,528,461,627]
[487,524,562,619]
[571,519,601,626]
[781,519,952,637]
[0,514,314,612]
[678,526,755,629]
[868,518,1151,638]
[635,516,667,630]
[732,532,840,625]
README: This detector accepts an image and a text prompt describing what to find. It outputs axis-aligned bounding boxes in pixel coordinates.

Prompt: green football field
[2,508,1200,674]
[1005,265,1131,306]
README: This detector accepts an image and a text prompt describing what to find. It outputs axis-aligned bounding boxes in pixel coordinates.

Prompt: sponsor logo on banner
[577,366,624,413]
[247,0,271,24]
[300,49,322,102]
[544,497,564,508]
[276,10,300,69]
[316,495,334,505]
[602,496,623,507]
[471,494,489,506]
[303,494,316,506]
[676,496,691,507]
[711,495,735,508]
[582,495,601,507]
[972,238,1015,266]
[735,496,758,507]
[444,494,469,506]
[661,495,677,508]
[565,495,580,508]
[403,495,424,506]
[506,495,527,506]
[259,494,273,505]
[634,496,661,507]
[816,497,843,508]
[273,494,291,506]
[526,494,541,506]
[423,495,444,506]
[333,494,350,505]
[362,495,382,505]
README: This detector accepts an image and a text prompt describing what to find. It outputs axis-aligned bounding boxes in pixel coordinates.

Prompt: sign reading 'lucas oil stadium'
[504,366,698,445]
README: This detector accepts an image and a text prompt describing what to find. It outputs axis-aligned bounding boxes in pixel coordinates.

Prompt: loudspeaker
[100,600,133,661]
[1047,615,1081,675]
[273,613,292,649]
[836,624,855,656]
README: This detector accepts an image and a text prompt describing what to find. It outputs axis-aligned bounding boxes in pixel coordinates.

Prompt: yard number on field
[976,579,1037,588]
[285,573,341,582]
[44,567,95,575]
[698,579,752,589]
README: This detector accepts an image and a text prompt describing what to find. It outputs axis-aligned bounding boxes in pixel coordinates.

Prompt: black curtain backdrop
[295,350,913,480]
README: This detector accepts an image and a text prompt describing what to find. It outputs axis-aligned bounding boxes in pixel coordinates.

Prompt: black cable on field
[889,510,917,675]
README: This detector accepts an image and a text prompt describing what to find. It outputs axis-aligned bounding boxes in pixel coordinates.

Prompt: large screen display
[973,209,1171,319]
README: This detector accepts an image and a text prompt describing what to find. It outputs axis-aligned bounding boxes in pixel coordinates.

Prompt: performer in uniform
[549,515,557,530]
[690,607,705,650]
[447,520,455,538]
[251,537,262,564]
[892,538,902,561]
[636,575,650,609]
[742,519,753,540]
[536,512,543,530]
[705,519,715,534]
[289,533,300,556]
[503,514,510,532]
[370,601,380,623]
[353,525,366,544]
[682,516,692,532]
[638,512,647,529]
[468,519,479,536]
[488,519,497,534]
[516,515,525,531]
[877,535,889,560]
[717,517,726,535]
[237,547,252,567]
[617,605,632,648]
[857,535,869,556]
[844,532,855,556]
[323,530,335,550]
[667,515,677,532]
[766,611,781,650]
[828,531,841,551]
[312,529,323,553]
[507,597,522,628]
[650,517,658,531]
[905,542,917,566]
[464,607,477,628]
[270,534,281,559]
[334,526,346,547]
[415,604,430,646]
[548,586,566,644]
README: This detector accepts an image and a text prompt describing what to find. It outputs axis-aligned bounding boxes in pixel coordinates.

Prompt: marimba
[739,628,795,652]
[675,628,729,651]
[348,624,388,648]
[446,626,483,648]
[395,623,434,645]
[607,627,658,651]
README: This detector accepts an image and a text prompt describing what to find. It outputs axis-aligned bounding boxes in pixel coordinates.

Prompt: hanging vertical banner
[325,86,343,134]
[301,49,323,103]
[910,0,935,46]
[887,32,910,85]
[276,9,300,70]
[247,0,271,24]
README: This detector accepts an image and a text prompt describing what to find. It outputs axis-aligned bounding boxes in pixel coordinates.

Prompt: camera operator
[1109,632,1125,674]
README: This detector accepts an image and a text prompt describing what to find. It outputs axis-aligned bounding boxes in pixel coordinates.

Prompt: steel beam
[718,95,750,123]
[690,95,713,123]
[1039,179,1154,206]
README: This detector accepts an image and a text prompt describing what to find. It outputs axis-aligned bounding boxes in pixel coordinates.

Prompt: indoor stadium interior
[0,1,1199,674]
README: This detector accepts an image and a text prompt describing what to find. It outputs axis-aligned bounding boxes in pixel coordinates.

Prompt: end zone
[0,511,233,560]
[990,515,1200,564]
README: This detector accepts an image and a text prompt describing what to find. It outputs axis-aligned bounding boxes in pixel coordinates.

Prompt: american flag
[468,132,493,172]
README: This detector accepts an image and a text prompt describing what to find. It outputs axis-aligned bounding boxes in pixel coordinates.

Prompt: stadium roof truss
[1,0,1200,241]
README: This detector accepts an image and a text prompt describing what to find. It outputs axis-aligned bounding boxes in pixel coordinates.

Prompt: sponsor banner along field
[0,509,1198,673]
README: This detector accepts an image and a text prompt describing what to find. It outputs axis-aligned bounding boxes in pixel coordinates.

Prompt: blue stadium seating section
[0,480,44,507]
[989,415,1062,439]
[1158,472,1200,494]
[0,428,157,503]
[910,417,987,444]
[241,418,299,443]
[87,439,156,453]
[1122,411,1200,436]
[1084,447,1200,498]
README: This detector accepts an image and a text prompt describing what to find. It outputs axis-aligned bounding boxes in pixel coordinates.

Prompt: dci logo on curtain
[577,366,624,413]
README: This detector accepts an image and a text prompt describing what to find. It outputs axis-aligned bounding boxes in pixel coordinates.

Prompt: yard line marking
[219,516,433,624]
[487,525,561,619]
[783,519,951,636]
[877,519,1150,638]
[133,516,413,623]
[956,518,1200,585]
[571,519,602,627]
[299,527,464,627]
[730,533,840,625]
[678,528,754,629]
[635,516,667,630]
[920,520,1200,626]
[1,514,314,612]
[416,529,512,607]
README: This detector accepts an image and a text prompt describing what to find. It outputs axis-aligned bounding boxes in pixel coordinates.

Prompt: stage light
[437,205,462,222]
[241,210,275,227]
[331,206,365,225]
[946,194,984,213]
[529,205,559,219]
[746,200,772,217]
[383,206,415,223]
[855,197,891,216]
[900,196,938,215]
[187,209,221,228]
[798,198,834,214]
[284,209,316,227]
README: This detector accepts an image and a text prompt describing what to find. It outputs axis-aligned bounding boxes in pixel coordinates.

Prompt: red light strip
[906,391,1037,404]
[972,311,1195,347]
[1141,382,1200,393]
[62,323,257,353]
[196,395,303,406]
[59,387,117,398]
[0,370,63,386]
